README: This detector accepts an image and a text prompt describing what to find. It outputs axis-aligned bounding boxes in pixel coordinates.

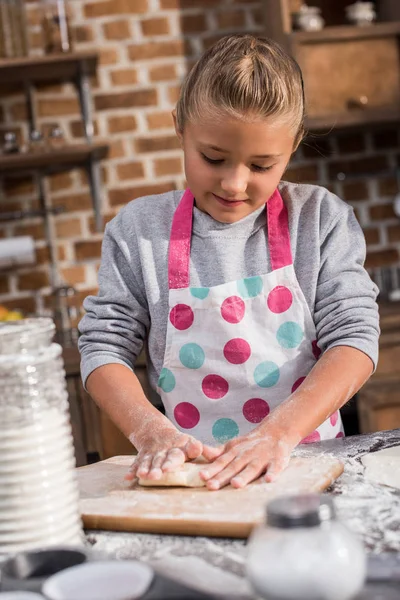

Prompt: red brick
[160,0,179,7]
[217,10,246,28]
[364,227,380,245]
[84,0,148,18]
[73,25,94,42]
[35,246,50,265]
[369,203,397,220]
[378,177,398,197]
[336,133,366,154]
[3,177,34,197]
[48,173,73,192]
[75,240,103,261]
[141,17,170,36]
[284,165,319,183]
[110,68,138,86]
[38,98,79,117]
[103,20,131,40]
[116,161,145,180]
[168,84,181,104]
[14,222,46,240]
[341,181,368,202]
[108,140,126,159]
[128,40,184,61]
[0,275,9,294]
[328,157,388,180]
[135,135,180,153]
[372,130,399,150]
[61,266,86,285]
[55,218,82,238]
[1,296,35,314]
[388,225,400,242]
[146,111,174,130]
[10,102,27,120]
[109,182,175,206]
[179,14,207,33]
[95,89,157,110]
[18,270,49,291]
[108,115,137,133]
[365,249,399,269]
[52,193,93,213]
[154,157,182,176]
[99,48,120,65]
[149,64,177,82]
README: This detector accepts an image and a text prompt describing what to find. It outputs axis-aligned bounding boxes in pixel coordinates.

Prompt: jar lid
[266,494,336,528]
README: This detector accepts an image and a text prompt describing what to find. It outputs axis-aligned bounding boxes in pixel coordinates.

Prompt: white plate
[0,500,80,532]
[0,527,84,556]
[0,514,82,544]
[0,487,78,513]
[43,560,154,600]
[0,457,76,485]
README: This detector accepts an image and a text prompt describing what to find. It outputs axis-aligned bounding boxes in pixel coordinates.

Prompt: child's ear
[172,109,184,147]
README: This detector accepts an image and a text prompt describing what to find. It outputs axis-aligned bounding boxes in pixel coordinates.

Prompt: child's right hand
[125,427,204,481]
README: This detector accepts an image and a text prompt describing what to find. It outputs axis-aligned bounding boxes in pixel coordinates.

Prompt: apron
[157,189,344,446]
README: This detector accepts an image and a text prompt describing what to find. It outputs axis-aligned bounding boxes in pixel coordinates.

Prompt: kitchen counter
[85,429,400,599]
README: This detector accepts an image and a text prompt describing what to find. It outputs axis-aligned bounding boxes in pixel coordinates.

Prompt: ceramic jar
[346,2,376,26]
[292,4,325,31]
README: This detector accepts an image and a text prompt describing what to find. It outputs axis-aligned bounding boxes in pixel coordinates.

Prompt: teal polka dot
[158,368,176,393]
[190,287,210,300]
[254,361,280,388]
[277,322,304,349]
[237,276,263,298]
[179,343,205,369]
[212,418,240,443]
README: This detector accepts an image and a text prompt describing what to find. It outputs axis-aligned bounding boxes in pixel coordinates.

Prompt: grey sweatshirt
[79,182,380,391]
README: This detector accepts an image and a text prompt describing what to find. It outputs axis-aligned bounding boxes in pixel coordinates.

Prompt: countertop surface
[86,429,400,599]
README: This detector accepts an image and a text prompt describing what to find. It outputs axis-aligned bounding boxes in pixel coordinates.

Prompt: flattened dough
[361,445,400,489]
[138,462,207,488]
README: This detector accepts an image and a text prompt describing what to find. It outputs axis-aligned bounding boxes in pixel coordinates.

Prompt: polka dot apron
[157,189,344,446]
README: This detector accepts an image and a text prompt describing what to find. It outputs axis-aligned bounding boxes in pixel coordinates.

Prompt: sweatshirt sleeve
[313,205,380,368]
[78,214,150,387]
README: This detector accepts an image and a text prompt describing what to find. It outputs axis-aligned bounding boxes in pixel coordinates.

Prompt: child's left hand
[200,426,296,490]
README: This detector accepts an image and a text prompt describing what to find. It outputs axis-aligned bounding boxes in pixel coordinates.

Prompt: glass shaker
[246,494,366,600]
[41,0,73,53]
[0,318,83,556]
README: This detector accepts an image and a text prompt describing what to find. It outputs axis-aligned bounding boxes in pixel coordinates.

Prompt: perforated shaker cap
[266,494,336,529]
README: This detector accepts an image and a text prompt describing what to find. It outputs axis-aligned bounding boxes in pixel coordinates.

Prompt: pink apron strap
[168,189,194,289]
[267,189,293,270]
[168,188,292,289]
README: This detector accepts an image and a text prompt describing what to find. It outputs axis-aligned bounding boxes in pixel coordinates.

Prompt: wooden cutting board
[77,454,344,538]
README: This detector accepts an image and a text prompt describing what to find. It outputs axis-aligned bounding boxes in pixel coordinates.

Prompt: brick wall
[0,0,399,315]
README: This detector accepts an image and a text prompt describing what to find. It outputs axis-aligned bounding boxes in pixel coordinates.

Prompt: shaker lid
[266,494,336,528]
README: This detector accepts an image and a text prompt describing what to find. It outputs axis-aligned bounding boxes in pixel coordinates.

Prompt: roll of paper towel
[0,236,36,269]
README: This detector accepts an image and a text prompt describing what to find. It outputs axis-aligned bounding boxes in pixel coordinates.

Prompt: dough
[138,462,207,488]
[361,445,400,489]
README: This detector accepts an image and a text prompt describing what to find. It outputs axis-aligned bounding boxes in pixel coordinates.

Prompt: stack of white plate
[0,407,83,555]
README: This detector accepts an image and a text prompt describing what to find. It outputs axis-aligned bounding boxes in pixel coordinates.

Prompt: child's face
[175,114,296,223]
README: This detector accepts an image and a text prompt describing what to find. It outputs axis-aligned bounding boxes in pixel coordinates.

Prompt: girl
[79,34,379,490]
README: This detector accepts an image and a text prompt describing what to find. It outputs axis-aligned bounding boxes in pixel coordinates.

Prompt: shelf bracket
[36,172,60,288]
[87,159,103,232]
[25,82,37,133]
[76,69,94,143]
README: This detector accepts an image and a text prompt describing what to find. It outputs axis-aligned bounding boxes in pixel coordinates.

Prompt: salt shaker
[246,494,366,600]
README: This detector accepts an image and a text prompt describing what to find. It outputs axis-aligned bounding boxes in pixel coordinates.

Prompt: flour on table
[361,445,400,489]
[138,462,206,488]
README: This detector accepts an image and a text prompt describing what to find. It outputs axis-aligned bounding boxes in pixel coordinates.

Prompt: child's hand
[199,428,295,490]
[125,427,205,481]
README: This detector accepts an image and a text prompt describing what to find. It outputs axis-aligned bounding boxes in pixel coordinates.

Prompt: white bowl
[42,560,154,600]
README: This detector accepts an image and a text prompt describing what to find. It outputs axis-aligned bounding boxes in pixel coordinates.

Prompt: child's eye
[252,164,274,173]
[201,153,224,165]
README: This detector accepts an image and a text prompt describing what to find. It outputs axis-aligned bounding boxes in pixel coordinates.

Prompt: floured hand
[199,426,296,490]
[125,426,210,482]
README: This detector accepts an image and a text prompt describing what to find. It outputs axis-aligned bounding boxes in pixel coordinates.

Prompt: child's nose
[220,167,248,196]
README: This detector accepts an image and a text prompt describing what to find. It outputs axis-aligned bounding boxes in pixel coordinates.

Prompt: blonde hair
[176,34,305,147]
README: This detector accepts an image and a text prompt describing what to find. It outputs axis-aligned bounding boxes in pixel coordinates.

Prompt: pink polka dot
[223,338,251,364]
[202,374,229,400]
[301,431,321,444]
[267,286,293,313]
[330,411,339,426]
[221,296,245,324]
[291,376,306,393]
[169,304,194,330]
[243,398,270,423]
[174,402,200,429]
[336,432,345,439]
[312,340,322,360]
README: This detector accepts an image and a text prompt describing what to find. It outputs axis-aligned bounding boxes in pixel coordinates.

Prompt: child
[79,34,379,490]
